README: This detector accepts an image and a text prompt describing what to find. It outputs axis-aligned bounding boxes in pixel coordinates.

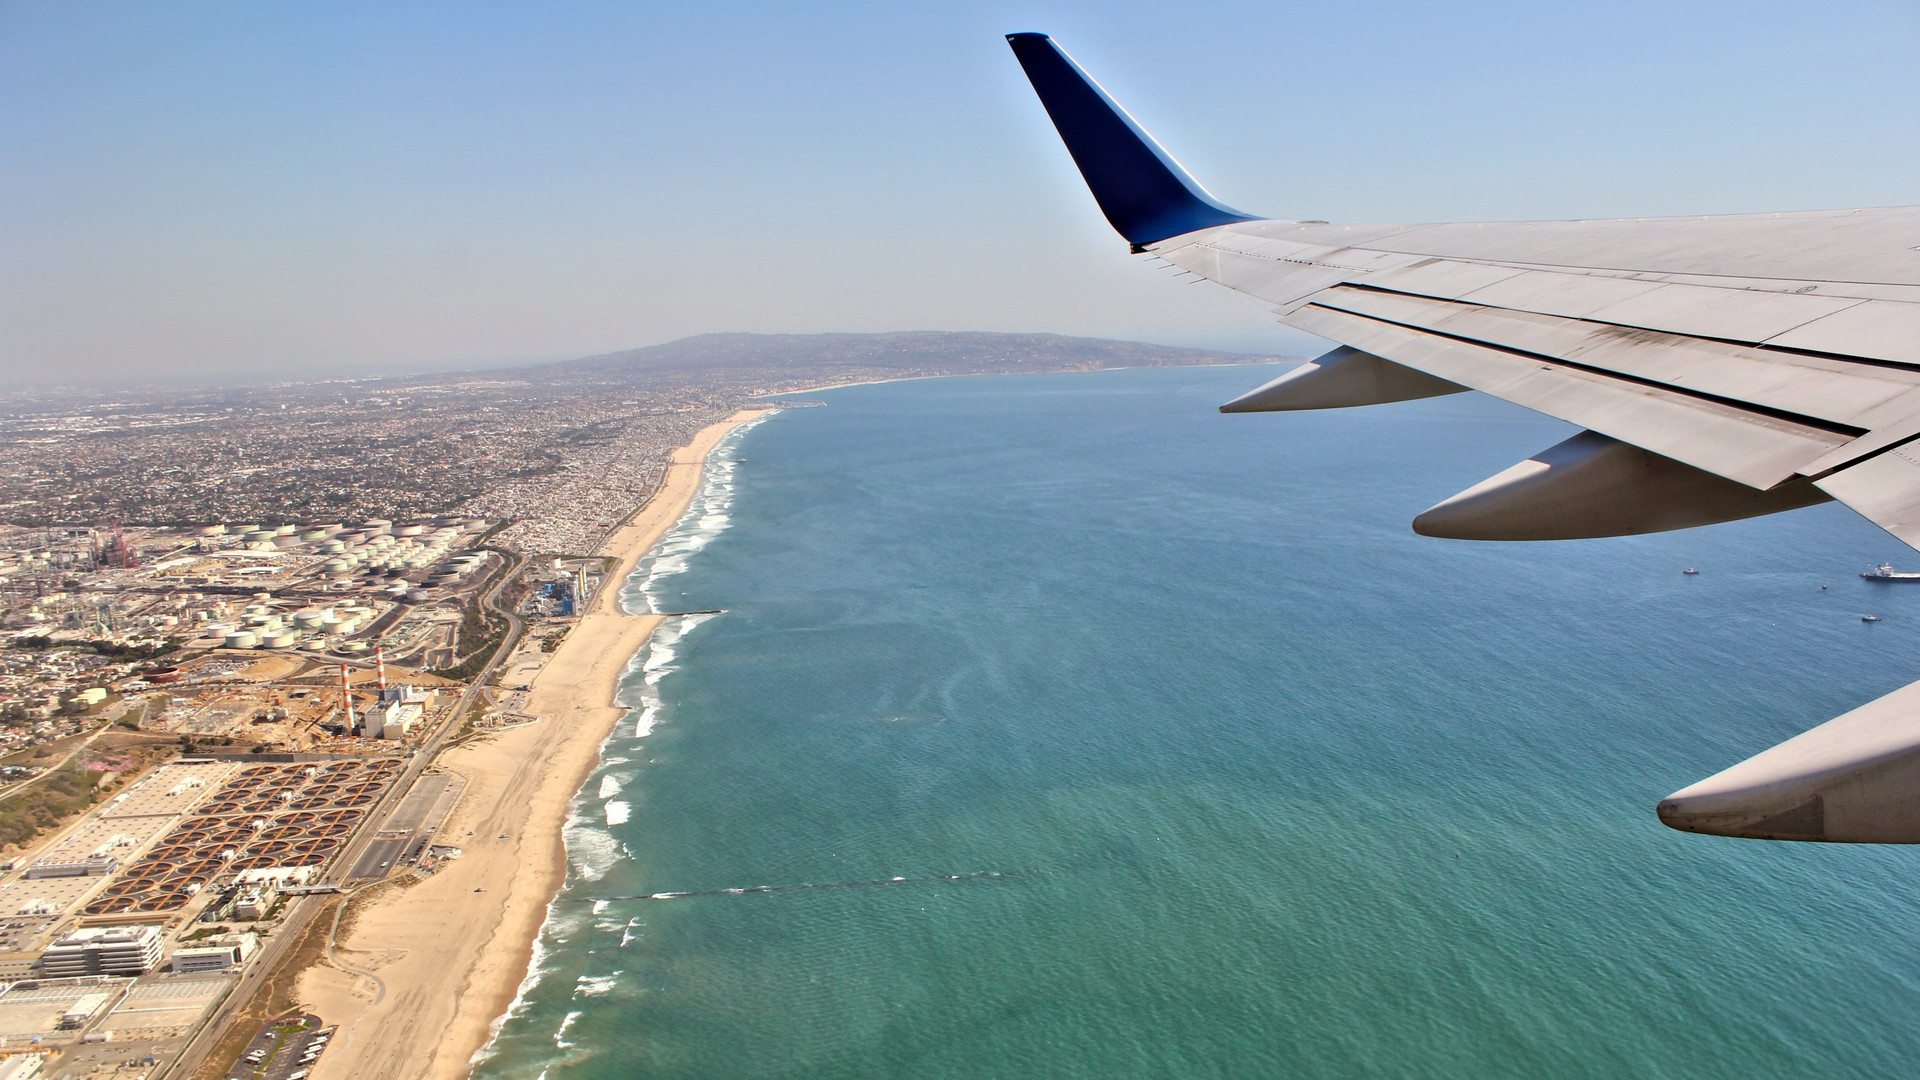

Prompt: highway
[158,549,527,1080]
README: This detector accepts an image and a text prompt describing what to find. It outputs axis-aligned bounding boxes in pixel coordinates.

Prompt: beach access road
[295,409,769,1080]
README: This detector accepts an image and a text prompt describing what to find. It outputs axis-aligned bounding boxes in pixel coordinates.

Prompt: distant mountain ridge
[557,331,1284,376]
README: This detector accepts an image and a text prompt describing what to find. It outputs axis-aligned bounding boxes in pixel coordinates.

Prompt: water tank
[395,524,426,537]
[224,631,258,649]
[262,632,297,648]
[404,590,432,604]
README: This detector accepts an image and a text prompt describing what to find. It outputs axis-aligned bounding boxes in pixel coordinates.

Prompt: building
[377,684,434,706]
[363,700,422,740]
[58,992,109,1028]
[24,855,118,879]
[0,1053,45,1079]
[170,932,258,973]
[38,925,164,977]
[231,888,268,921]
[236,866,312,890]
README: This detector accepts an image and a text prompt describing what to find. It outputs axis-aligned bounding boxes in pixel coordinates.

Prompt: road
[346,773,452,880]
[158,549,528,1080]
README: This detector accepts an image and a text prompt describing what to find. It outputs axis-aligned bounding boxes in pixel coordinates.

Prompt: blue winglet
[1007,33,1260,250]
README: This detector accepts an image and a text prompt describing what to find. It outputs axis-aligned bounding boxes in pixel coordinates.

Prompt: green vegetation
[430,628,504,681]
[12,636,179,661]
[0,764,101,849]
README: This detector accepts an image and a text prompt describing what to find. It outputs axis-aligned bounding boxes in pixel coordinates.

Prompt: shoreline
[296,408,771,1080]
[784,357,1294,396]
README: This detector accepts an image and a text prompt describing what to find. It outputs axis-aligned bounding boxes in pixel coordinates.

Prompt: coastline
[787,357,1289,397]
[296,408,770,1080]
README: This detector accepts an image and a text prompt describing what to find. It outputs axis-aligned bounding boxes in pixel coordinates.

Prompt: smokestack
[376,647,388,694]
[340,663,356,734]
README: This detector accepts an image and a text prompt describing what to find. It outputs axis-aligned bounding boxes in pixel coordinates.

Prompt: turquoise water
[474,365,1920,1079]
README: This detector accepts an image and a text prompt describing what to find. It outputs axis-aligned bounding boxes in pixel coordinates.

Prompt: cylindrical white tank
[224,631,258,649]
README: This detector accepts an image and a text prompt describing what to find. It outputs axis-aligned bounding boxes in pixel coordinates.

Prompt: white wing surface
[1008,31,1920,843]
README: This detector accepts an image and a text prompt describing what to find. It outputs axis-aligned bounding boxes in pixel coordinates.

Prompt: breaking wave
[476,415,771,1071]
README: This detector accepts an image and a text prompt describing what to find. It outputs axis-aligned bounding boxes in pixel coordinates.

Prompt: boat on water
[1862,563,1920,581]
[1863,614,1884,622]
[1682,567,1699,575]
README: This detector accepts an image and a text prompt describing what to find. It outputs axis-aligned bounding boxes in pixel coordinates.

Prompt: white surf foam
[597,775,621,800]
[574,972,621,997]
[553,1009,582,1049]
[470,896,563,1068]
[563,806,622,882]
[479,414,773,1067]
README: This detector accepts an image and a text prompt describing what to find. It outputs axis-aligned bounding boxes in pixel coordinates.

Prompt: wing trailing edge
[1008,35,1920,844]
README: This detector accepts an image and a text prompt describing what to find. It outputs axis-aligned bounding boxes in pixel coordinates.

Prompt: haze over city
[7,4,1920,1078]
[6,1,1920,386]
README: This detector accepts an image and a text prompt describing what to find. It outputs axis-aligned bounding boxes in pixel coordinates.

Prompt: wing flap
[1814,447,1920,549]
[1304,286,1920,434]
[1765,300,1920,368]
[1285,302,1847,488]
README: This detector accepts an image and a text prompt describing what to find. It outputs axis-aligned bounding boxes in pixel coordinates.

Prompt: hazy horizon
[6,1,1919,386]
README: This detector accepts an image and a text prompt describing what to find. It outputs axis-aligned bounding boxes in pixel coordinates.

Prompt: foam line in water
[571,869,1021,904]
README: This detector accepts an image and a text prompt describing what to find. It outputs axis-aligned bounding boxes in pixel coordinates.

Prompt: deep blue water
[474,364,1920,1079]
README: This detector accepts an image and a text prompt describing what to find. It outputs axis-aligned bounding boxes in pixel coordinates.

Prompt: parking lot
[231,1012,332,1079]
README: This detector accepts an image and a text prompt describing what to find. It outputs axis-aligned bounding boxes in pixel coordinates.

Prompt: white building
[58,993,109,1028]
[171,932,258,973]
[363,700,423,740]
[232,888,268,921]
[39,925,164,977]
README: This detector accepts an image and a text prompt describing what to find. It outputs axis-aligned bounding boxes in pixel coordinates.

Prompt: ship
[1861,563,1920,582]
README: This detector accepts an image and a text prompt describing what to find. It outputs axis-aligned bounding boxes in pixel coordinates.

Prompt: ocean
[472,364,1920,1079]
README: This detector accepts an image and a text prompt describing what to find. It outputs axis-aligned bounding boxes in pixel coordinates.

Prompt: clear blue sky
[4,1,1918,386]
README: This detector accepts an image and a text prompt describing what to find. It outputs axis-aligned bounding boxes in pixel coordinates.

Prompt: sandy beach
[296,408,769,1080]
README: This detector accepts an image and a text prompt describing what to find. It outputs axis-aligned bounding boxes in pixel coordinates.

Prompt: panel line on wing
[1285,304,1849,488]
[1303,291,1868,438]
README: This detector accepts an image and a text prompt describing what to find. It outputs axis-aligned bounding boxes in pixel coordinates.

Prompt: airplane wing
[1008,31,1920,844]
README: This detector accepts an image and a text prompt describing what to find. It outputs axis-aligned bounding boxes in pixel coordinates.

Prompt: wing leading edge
[1009,31,1920,843]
